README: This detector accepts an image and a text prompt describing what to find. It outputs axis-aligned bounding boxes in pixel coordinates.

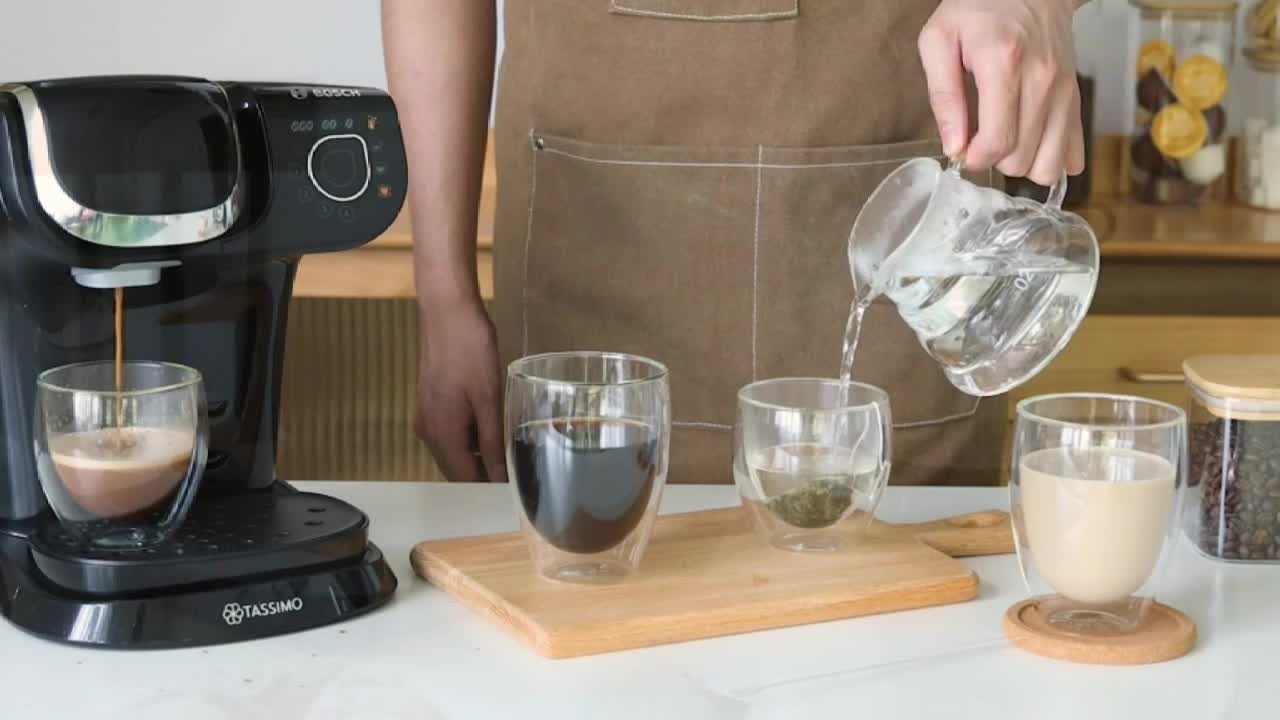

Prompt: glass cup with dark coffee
[505,351,670,584]
[735,378,892,553]
[34,361,208,548]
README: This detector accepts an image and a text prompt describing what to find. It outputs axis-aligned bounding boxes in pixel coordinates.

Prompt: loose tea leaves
[1192,418,1280,561]
[766,479,854,529]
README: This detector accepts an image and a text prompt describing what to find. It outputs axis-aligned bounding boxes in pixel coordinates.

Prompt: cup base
[84,525,167,549]
[1044,607,1140,635]
[1034,594,1147,635]
[770,531,847,553]
[541,559,634,585]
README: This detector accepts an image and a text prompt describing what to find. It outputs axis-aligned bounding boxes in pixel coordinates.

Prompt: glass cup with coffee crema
[505,352,670,584]
[735,378,892,553]
[34,361,208,548]
[1011,393,1187,633]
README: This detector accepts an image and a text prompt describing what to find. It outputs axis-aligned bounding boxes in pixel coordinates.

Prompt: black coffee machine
[0,76,404,648]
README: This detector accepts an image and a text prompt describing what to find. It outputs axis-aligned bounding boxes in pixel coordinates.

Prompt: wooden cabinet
[999,314,1280,481]
[1008,314,1280,412]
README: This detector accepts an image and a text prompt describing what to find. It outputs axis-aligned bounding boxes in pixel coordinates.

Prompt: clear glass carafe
[848,160,1099,397]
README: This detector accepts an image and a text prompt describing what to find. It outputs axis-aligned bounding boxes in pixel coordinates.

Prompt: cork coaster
[1003,599,1197,665]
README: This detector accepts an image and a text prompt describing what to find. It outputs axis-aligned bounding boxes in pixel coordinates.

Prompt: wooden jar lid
[1183,354,1280,421]
[1003,600,1197,665]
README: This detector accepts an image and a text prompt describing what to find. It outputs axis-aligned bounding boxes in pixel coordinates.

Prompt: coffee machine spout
[70,261,182,289]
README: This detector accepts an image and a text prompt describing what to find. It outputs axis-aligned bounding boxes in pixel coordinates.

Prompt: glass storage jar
[1183,354,1280,563]
[1236,22,1280,208]
[1245,0,1280,55]
[1127,0,1237,205]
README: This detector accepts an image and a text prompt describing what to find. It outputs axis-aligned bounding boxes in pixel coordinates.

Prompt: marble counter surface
[2,482,1274,719]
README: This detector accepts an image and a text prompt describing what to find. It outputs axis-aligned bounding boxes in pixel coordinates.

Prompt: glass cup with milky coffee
[505,352,671,584]
[34,361,208,548]
[1011,393,1187,633]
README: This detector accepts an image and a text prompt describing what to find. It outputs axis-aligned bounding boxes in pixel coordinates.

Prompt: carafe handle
[946,157,1069,210]
[1044,170,1069,210]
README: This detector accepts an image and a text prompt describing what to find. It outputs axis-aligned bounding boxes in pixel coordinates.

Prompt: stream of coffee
[114,287,125,428]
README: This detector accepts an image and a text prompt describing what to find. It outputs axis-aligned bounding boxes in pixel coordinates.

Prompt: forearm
[382,0,496,313]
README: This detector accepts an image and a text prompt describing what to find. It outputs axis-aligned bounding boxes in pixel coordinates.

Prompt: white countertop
[2,482,1274,719]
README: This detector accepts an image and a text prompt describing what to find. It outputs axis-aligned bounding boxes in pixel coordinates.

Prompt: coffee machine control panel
[244,83,408,256]
[308,134,370,203]
[0,78,407,265]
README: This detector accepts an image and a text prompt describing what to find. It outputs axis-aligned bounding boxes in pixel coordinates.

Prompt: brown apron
[491,0,1007,486]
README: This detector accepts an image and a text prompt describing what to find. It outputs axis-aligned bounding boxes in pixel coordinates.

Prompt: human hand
[415,298,505,483]
[918,0,1086,186]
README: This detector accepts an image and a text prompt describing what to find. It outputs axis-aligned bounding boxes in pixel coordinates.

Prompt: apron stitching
[522,131,541,357]
[674,421,733,430]
[752,145,763,381]
[537,145,923,170]
[893,398,981,429]
[609,0,798,21]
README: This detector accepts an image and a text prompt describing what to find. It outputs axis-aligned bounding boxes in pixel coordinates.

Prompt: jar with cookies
[1128,0,1236,206]
[1237,1,1280,209]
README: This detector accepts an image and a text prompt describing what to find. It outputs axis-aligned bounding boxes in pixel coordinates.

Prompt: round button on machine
[307,134,371,202]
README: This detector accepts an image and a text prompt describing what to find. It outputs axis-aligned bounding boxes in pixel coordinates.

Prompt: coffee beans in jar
[1190,417,1280,560]
[1183,355,1280,563]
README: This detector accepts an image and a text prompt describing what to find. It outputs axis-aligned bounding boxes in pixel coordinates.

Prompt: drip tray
[30,491,369,596]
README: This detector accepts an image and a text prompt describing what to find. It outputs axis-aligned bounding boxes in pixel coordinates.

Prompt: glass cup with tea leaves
[505,351,671,584]
[34,361,208,548]
[735,378,892,552]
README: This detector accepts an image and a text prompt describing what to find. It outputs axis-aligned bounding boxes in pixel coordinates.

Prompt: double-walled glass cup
[1011,393,1186,633]
[34,361,208,548]
[505,352,671,584]
[735,378,892,553]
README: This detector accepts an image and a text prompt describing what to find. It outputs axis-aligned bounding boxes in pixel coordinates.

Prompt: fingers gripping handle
[946,156,1069,210]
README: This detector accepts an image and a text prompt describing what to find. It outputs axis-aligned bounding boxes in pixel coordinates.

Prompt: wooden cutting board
[411,505,1012,659]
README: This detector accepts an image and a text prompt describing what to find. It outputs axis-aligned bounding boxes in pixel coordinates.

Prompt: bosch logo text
[222,597,305,626]
[291,87,362,99]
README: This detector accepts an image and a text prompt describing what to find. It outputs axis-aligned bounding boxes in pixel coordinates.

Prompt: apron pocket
[608,0,798,21]
[520,132,1005,485]
[522,131,760,431]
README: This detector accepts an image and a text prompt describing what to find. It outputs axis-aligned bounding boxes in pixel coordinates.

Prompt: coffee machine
[0,76,405,648]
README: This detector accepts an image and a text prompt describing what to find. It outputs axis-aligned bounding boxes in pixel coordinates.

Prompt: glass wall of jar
[1127,0,1236,206]
[1237,2,1280,209]
[1183,355,1280,564]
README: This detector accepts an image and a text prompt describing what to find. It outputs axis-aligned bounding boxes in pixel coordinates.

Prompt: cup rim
[738,377,889,414]
[37,361,203,397]
[1015,392,1186,431]
[508,351,669,387]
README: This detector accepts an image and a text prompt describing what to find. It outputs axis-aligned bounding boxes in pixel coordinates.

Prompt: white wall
[0,0,1245,135]
[3,0,393,90]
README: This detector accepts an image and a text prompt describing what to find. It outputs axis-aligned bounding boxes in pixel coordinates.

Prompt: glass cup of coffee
[735,378,892,553]
[1011,393,1186,633]
[505,351,671,584]
[34,361,208,548]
